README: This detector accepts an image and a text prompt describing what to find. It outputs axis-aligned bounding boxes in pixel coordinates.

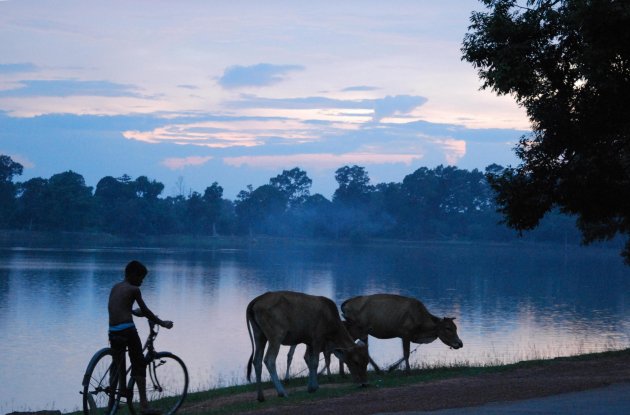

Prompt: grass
[162,347,630,415]
[63,347,629,415]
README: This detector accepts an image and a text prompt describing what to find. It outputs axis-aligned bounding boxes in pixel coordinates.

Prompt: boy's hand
[161,320,174,329]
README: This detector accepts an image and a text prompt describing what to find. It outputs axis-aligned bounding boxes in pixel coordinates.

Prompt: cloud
[229,94,367,110]
[161,156,213,170]
[431,138,467,164]
[177,84,199,90]
[373,95,428,121]
[218,63,305,89]
[0,79,142,98]
[0,63,38,74]
[223,152,423,170]
[122,118,321,148]
[342,85,379,92]
[229,93,428,121]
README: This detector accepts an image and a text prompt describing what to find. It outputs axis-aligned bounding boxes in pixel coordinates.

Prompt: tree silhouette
[462,0,630,262]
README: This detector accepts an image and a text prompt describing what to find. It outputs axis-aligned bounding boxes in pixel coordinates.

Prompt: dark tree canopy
[462,0,630,262]
[333,165,372,206]
[269,167,312,207]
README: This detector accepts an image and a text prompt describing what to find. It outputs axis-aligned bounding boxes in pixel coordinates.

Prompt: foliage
[0,153,587,246]
[462,0,630,262]
[0,155,24,226]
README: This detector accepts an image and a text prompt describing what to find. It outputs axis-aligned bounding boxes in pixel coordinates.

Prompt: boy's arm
[135,290,173,328]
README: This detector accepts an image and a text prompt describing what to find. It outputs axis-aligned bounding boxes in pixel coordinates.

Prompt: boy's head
[125,260,148,286]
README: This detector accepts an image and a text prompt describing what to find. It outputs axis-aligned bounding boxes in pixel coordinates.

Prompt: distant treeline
[0,154,581,243]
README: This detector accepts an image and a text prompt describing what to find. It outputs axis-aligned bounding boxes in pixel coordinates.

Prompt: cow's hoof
[278,392,288,398]
[307,387,319,393]
[257,396,265,403]
[359,383,370,388]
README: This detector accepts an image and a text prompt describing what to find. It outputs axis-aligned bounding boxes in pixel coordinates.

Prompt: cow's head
[335,340,369,385]
[437,317,463,349]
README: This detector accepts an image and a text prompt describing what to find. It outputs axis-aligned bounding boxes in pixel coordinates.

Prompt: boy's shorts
[108,326,146,377]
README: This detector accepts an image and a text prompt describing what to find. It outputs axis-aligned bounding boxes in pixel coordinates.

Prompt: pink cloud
[161,156,213,170]
[223,152,423,170]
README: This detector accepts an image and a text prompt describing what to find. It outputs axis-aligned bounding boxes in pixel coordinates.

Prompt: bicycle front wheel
[129,352,188,415]
[82,348,132,415]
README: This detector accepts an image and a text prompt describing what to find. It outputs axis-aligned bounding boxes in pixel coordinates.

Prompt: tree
[462,0,630,262]
[46,171,94,231]
[269,167,312,207]
[0,155,23,227]
[134,176,164,199]
[234,184,287,235]
[333,165,372,206]
[15,178,50,230]
[203,182,224,235]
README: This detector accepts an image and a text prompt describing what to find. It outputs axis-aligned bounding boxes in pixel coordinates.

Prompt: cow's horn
[355,339,366,346]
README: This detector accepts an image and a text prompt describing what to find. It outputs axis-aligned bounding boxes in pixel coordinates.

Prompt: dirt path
[180,352,630,414]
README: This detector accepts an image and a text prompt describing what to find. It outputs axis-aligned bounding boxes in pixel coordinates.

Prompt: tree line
[0,154,580,243]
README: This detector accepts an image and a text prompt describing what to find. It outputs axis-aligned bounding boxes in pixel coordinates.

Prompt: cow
[285,344,334,380]
[246,291,369,402]
[341,293,463,373]
[284,320,379,379]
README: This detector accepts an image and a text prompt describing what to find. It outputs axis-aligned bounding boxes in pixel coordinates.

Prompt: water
[0,241,628,412]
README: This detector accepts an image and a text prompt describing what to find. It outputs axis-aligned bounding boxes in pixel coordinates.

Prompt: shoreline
[0,229,623,253]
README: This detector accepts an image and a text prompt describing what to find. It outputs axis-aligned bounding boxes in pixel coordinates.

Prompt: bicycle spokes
[137,353,188,415]
[82,349,135,415]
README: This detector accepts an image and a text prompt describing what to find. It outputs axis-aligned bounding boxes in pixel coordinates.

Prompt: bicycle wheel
[82,348,134,415]
[128,352,188,415]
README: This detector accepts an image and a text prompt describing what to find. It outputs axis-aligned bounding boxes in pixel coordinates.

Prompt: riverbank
[1,228,623,253]
[174,349,630,414]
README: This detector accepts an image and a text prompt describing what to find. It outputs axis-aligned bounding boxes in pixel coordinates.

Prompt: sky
[0,0,529,199]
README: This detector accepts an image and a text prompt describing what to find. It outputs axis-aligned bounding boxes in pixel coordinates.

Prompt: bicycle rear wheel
[128,352,188,415]
[82,348,135,415]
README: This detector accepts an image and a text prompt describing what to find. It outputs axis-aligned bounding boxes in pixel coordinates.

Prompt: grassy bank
[0,229,612,252]
[161,348,630,415]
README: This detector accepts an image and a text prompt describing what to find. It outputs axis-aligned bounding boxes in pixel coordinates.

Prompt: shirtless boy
[108,260,173,414]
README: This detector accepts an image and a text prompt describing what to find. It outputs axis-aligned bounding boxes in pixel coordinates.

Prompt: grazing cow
[341,294,463,373]
[284,320,379,379]
[285,344,334,380]
[246,291,369,402]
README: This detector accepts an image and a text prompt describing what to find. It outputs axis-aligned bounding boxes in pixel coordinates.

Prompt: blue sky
[0,0,528,199]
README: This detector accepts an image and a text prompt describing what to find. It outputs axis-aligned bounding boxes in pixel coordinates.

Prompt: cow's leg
[323,349,332,378]
[303,345,320,393]
[402,338,411,373]
[363,336,382,373]
[285,344,296,380]
[338,355,346,377]
[252,331,267,402]
[264,341,288,398]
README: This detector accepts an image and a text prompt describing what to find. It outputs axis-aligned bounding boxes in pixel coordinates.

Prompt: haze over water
[0,241,628,412]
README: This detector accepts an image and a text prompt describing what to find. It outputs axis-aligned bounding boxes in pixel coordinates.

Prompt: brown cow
[285,320,379,379]
[341,293,463,373]
[246,291,369,402]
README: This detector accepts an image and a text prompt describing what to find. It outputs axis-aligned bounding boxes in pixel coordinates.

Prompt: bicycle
[81,313,189,415]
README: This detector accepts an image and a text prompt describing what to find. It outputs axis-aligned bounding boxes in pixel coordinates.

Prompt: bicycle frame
[86,320,161,410]
[120,320,160,389]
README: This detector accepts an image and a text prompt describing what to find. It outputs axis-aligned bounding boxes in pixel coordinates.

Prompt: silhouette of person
[108,260,173,414]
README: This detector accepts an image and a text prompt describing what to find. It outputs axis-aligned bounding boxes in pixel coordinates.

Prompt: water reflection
[0,243,628,412]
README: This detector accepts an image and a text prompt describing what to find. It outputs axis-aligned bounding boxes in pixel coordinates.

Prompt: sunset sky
[0,0,529,198]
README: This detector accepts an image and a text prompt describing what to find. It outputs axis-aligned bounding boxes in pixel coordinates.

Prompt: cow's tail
[246,298,256,382]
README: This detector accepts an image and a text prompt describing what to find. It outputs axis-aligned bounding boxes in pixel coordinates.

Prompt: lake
[0,241,628,412]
